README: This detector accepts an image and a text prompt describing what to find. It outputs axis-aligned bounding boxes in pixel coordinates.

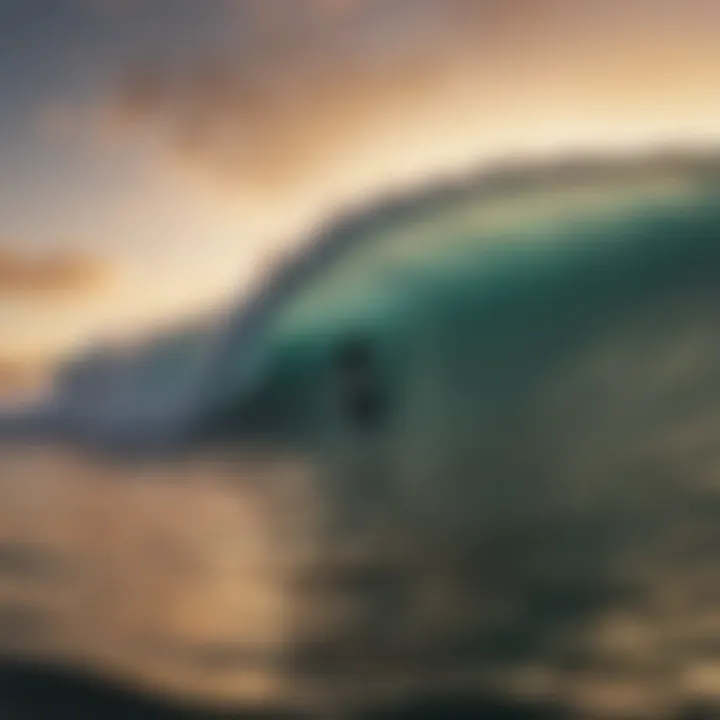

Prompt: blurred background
[2,2,720,719]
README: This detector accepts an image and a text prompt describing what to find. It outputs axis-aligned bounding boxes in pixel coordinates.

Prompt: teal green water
[213,159,720,458]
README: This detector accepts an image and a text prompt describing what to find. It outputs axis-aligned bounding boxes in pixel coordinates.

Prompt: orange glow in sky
[0,0,719,380]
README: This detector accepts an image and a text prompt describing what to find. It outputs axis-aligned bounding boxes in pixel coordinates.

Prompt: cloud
[0,247,114,299]
[0,357,47,397]
[99,1,555,198]
[95,0,720,211]
[106,10,446,193]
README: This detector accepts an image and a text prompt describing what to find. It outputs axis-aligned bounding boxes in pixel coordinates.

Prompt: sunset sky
[1,0,720,382]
